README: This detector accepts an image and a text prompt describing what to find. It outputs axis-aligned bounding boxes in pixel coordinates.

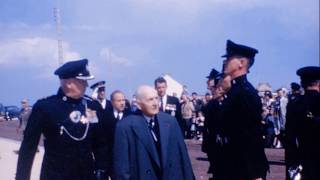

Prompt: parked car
[0,103,5,121]
[4,105,21,121]
[0,103,5,116]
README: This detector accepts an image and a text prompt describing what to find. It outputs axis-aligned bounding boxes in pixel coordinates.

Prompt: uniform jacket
[113,112,194,180]
[285,90,320,180]
[220,75,269,179]
[16,89,110,180]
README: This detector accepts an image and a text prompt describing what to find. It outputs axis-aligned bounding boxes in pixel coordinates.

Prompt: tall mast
[53,6,64,65]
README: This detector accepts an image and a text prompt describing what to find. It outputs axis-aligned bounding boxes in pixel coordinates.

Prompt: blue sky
[0,0,319,106]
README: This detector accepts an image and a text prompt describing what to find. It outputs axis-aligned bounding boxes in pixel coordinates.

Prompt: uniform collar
[57,88,83,104]
[304,90,319,95]
[232,74,248,85]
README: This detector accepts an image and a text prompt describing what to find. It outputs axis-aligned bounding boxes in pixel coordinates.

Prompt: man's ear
[239,58,249,69]
[136,100,142,110]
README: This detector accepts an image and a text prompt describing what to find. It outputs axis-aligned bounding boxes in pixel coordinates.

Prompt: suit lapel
[132,115,161,167]
[157,113,170,167]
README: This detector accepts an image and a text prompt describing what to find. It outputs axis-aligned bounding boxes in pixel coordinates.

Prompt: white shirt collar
[113,109,123,120]
[99,99,107,109]
[143,114,155,124]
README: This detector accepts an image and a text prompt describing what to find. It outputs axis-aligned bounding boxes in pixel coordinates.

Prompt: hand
[253,178,263,180]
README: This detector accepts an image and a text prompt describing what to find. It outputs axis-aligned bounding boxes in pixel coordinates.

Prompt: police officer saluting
[218,40,269,180]
[16,59,110,180]
[285,66,320,180]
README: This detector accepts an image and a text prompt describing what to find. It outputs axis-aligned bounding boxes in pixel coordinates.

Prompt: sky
[0,0,319,106]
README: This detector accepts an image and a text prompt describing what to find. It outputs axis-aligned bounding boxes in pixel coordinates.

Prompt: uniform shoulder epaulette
[38,95,55,101]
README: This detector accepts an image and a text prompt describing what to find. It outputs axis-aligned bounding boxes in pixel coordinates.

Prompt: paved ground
[0,120,285,180]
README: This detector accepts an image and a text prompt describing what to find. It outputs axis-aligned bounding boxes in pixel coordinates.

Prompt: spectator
[181,94,195,139]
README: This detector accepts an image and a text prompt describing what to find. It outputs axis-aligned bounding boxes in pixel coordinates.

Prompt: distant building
[163,74,184,98]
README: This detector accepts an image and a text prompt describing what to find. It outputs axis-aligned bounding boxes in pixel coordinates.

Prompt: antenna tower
[53,7,64,65]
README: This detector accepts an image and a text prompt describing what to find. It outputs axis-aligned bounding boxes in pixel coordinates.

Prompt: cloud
[0,37,80,67]
[99,48,134,67]
[0,37,81,79]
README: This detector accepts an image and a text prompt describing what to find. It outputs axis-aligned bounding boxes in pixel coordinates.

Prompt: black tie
[116,113,121,121]
[148,119,158,142]
[159,97,164,112]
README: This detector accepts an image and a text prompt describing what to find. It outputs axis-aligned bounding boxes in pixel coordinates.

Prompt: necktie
[159,97,164,111]
[148,119,158,142]
[116,113,121,121]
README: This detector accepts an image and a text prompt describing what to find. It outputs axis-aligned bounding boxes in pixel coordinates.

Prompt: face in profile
[223,57,240,76]
[137,87,159,117]
[207,79,215,95]
[213,75,231,99]
[155,82,167,97]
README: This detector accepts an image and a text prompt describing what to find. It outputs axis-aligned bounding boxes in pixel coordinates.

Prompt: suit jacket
[103,109,132,175]
[113,112,194,180]
[163,95,183,131]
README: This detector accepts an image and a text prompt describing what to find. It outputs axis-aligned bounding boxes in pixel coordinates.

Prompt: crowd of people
[14,39,319,180]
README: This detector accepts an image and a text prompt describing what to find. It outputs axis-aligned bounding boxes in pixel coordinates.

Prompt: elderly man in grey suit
[113,85,194,180]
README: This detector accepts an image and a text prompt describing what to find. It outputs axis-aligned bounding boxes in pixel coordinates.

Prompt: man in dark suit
[16,59,110,180]
[285,66,320,180]
[113,85,194,180]
[154,77,183,134]
[216,40,269,180]
[102,90,132,179]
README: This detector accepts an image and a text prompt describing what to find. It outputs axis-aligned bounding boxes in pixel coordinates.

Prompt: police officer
[285,66,320,180]
[218,40,269,180]
[202,69,220,178]
[90,81,113,112]
[16,59,111,180]
[286,82,302,112]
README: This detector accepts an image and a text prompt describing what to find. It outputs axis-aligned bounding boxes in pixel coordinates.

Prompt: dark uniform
[285,66,320,180]
[203,98,226,178]
[201,68,221,176]
[16,59,111,180]
[213,40,269,180]
[218,75,269,180]
[90,81,113,112]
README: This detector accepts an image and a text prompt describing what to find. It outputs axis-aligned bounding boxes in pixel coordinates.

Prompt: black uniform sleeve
[175,98,183,122]
[238,90,269,178]
[91,103,113,174]
[16,102,44,180]
[285,100,300,167]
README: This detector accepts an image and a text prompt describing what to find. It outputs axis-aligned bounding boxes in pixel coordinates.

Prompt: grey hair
[135,85,156,101]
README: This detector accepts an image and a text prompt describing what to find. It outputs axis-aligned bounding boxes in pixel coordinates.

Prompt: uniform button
[146,169,151,174]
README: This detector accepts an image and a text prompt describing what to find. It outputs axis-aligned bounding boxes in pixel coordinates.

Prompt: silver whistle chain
[59,98,90,141]
[60,122,89,141]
